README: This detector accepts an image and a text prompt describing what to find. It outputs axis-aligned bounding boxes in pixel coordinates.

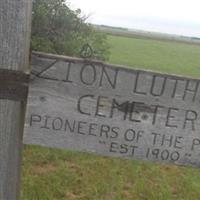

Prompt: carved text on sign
[24,52,200,168]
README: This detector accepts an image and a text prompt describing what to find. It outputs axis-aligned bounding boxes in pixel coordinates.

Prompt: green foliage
[31,0,110,61]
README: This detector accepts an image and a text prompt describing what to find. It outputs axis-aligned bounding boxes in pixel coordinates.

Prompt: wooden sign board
[24,52,200,168]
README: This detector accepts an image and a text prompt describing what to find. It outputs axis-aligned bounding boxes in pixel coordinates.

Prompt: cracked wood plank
[0,1,32,199]
[24,51,200,168]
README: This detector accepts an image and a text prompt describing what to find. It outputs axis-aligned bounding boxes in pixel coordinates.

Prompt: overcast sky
[69,0,200,37]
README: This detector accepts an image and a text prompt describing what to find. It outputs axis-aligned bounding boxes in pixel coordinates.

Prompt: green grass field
[109,35,200,77]
[21,35,200,200]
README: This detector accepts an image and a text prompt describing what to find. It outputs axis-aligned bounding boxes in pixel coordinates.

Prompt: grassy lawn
[21,146,200,200]
[21,35,200,200]
[109,35,200,77]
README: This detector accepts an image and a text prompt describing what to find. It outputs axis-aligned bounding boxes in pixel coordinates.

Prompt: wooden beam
[0,1,32,199]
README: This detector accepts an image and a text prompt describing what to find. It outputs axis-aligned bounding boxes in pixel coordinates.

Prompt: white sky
[69,0,200,37]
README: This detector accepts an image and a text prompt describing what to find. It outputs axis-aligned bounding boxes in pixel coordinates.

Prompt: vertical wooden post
[0,0,32,199]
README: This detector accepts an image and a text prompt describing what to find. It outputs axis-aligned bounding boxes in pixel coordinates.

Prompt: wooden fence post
[0,0,32,199]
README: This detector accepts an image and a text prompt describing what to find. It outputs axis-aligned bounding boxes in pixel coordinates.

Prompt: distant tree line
[99,25,129,31]
[31,0,110,61]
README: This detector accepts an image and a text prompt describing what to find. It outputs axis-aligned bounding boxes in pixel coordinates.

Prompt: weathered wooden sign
[24,51,200,167]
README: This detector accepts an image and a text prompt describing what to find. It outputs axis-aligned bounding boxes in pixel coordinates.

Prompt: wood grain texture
[25,52,200,168]
[0,1,32,199]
